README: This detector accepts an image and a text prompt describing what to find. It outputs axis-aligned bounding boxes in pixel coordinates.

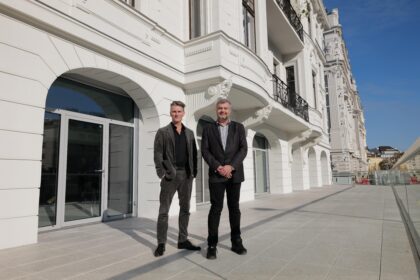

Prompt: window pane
[108,124,134,217]
[47,78,134,123]
[190,0,204,39]
[243,5,256,52]
[248,13,256,52]
[253,134,268,149]
[64,120,103,222]
[243,6,248,46]
[39,112,61,227]
[254,150,268,193]
[286,66,296,93]
[243,0,255,10]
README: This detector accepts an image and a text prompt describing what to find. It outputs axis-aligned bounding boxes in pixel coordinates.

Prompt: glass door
[254,149,268,193]
[64,119,104,222]
[39,112,61,227]
[253,134,270,194]
[40,77,137,229]
[106,124,134,218]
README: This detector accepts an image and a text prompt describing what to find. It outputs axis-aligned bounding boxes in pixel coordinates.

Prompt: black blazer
[201,121,248,183]
[154,123,198,179]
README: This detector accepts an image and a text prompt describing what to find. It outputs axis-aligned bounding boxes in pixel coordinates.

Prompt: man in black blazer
[153,101,200,257]
[201,98,248,259]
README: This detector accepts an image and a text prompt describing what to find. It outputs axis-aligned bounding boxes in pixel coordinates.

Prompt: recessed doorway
[39,77,136,229]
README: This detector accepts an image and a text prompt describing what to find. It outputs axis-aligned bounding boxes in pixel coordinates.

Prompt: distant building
[367,146,401,171]
[378,146,400,158]
[324,9,368,184]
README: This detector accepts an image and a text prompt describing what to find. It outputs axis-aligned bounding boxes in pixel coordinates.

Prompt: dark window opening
[242,0,256,52]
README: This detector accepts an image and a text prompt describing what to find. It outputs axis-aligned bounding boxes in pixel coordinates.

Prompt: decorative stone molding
[206,79,232,100]
[185,42,213,57]
[288,130,313,163]
[242,105,273,129]
[185,79,233,122]
[301,134,323,164]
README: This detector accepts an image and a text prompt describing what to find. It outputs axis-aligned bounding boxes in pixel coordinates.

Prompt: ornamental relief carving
[242,105,273,129]
[206,79,233,100]
[185,42,213,57]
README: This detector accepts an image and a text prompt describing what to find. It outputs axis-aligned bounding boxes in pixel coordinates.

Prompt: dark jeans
[207,181,241,246]
[157,170,193,244]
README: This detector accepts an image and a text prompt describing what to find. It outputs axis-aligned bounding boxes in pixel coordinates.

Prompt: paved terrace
[0,185,419,280]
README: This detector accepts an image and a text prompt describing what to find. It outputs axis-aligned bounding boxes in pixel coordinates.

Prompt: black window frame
[312,71,317,109]
[189,0,205,39]
[242,0,257,53]
[286,65,296,94]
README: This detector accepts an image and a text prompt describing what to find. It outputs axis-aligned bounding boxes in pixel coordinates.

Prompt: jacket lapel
[213,122,224,150]
[185,127,191,148]
[166,123,175,149]
[225,122,234,152]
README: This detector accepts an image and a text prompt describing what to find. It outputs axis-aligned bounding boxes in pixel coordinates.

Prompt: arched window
[253,133,269,193]
[196,115,214,203]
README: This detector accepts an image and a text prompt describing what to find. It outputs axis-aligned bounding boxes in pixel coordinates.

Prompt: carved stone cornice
[206,79,232,100]
[288,130,313,163]
[186,79,233,121]
[300,134,323,164]
[242,105,273,129]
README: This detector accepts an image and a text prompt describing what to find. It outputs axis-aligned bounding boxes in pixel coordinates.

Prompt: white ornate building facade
[0,0,333,249]
[324,9,368,184]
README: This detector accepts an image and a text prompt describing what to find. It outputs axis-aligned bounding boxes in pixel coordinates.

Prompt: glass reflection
[107,124,133,217]
[47,78,134,123]
[196,117,213,203]
[254,150,268,193]
[253,134,269,193]
[39,112,61,227]
[65,120,102,222]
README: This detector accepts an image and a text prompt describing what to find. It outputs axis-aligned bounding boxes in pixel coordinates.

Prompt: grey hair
[216,98,232,107]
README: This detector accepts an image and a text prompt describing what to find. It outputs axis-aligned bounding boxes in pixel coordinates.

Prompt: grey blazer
[153,123,197,180]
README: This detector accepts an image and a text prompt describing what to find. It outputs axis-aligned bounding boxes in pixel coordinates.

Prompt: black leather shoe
[231,240,247,255]
[206,246,217,259]
[154,243,165,257]
[178,240,201,251]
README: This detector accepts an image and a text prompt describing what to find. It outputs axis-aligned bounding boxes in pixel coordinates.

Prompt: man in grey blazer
[153,101,200,257]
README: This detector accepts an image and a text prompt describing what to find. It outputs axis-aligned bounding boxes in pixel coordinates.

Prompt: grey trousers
[157,170,193,244]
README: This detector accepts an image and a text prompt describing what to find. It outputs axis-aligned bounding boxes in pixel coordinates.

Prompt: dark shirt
[171,122,188,169]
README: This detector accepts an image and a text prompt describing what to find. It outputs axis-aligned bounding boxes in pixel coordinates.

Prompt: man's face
[170,105,185,124]
[216,102,231,121]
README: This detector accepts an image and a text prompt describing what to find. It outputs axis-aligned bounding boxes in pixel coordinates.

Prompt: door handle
[93,169,105,173]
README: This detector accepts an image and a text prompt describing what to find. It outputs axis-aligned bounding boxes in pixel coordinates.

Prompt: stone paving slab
[0,185,418,280]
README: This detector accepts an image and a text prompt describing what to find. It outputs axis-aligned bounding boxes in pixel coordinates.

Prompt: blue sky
[323,0,420,151]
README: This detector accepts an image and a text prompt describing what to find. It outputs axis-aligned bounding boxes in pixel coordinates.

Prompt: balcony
[275,0,304,41]
[272,74,309,122]
[267,0,304,55]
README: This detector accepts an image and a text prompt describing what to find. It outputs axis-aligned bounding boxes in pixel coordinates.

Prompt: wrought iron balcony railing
[276,0,304,42]
[273,74,309,122]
